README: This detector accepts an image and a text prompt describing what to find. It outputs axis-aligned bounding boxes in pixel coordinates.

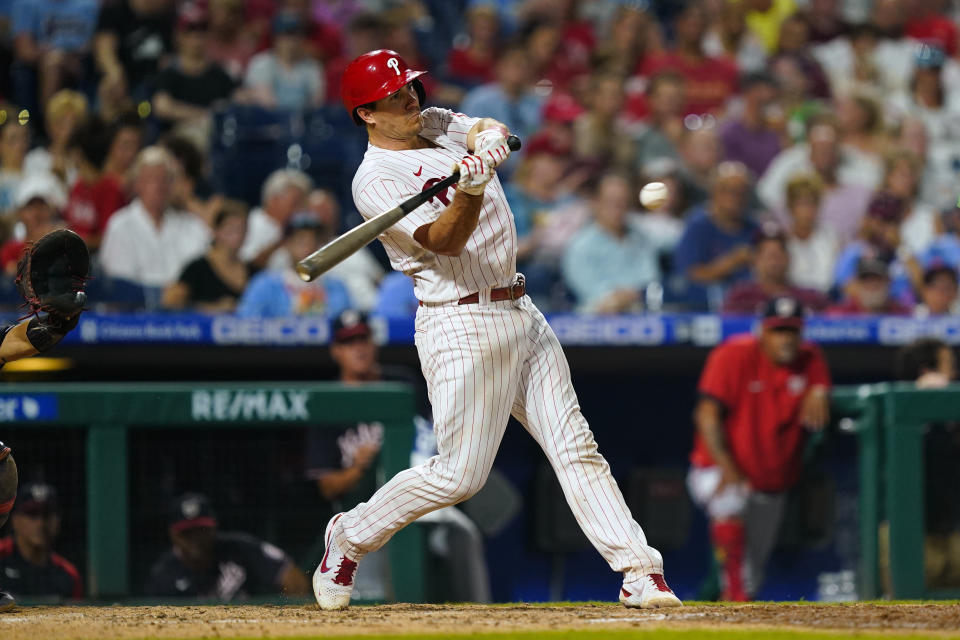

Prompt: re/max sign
[191,390,310,421]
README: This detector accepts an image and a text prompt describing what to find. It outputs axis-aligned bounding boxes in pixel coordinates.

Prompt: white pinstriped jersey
[352,107,518,304]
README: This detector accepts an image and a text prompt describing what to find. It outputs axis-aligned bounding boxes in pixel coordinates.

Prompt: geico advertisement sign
[191,390,310,421]
[211,317,331,345]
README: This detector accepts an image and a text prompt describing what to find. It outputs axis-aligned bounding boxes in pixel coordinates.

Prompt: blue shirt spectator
[562,173,660,313]
[12,0,98,52]
[670,162,758,311]
[236,212,350,318]
[236,270,350,318]
[458,44,543,143]
[375,272,419,319]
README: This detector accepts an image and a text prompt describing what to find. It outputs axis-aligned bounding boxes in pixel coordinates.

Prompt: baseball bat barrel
[296,134,520,282]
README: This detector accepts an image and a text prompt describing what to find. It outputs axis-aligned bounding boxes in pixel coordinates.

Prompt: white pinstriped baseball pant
[334,294,664,582]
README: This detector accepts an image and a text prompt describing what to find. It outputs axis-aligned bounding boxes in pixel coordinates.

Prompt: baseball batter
[312,50,682,610]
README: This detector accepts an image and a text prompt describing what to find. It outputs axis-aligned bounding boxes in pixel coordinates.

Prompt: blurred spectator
[886,44,960,144]
[802,0,849,44]
[833,193,913,303]
[206,0,259,81]
[827,256,911,315]
[374,271,418,319]
[270,0,344,64]
[562,171,661,314]
[835,91,884,159]
[677,125,723,207]
[161,135,221,227]
[772,13,831,100]
[152,7,236,146]
[882,148,937,256]
[914,263,960,318]
[305,310,490,602]
[632,71,685,167]
[782,173,840,293]
[689,297,830,601]
[592,3,660,78]
[702,0,767,74]
[744,0,797,54]
[244,10,324,110]
[323,13,384,107]
[572,73,634,169]
[94,0,177,102]
[64,116,126,250]
[100,146,210,289]
[0,172,65,274]
[240,168,312,268]
[897,336,957,388]
[767,53,823,143]
[382,7,464,108]
[0,105,30,217]
[905,1,957,57]
[813,21,914,102]
[0,482,82,600]
[267,189,384,312]
[145,492,309,599]
[458,43,542,143]
[22,89,86,184]
[10,0,98,111]
[444,4,499,90]
[502,134,575,266]
[537,93,583,160]
[519,17,591,97]
[237,212,350,318]
[640,2,739,117]
[163,200,255,312]
[671,161,757,311]
[722,228,829,313]
[720,72,781,178]
[760,115,877,243]
[101,111,143,191]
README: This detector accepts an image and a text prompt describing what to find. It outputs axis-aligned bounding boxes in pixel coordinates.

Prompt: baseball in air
[639,182,669,210]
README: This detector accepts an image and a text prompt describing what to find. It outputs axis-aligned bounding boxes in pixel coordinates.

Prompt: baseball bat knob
[506,135,521,151]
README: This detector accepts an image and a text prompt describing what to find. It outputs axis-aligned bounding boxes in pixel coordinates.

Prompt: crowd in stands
[0,0,959,317]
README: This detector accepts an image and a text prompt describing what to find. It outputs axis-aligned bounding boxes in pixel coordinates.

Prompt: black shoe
[0,591,14,612]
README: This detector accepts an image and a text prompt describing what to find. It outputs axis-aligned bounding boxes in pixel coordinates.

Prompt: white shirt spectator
[100,199,210,288]
[757,144,882,211]
[787,226,840,293]
[239,207,281,263]
[901,203,938,256]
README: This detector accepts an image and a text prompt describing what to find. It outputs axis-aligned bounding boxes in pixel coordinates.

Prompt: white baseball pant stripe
[334,294,664,582]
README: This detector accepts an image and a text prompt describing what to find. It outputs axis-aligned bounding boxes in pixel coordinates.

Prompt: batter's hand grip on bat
[296,135,521,282]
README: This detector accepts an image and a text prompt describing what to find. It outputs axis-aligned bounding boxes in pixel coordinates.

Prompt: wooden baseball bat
[297,135,521,282]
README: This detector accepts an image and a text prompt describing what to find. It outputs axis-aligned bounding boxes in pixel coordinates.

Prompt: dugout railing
[832,382,960,600]
[0,382,420,601]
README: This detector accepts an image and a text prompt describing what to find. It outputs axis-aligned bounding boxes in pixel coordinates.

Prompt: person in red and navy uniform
[0,482,82,601]
[688,297,831,601]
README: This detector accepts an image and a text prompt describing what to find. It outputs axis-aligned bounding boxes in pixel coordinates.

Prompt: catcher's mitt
[0,441,16,529]
[16,229,89,318]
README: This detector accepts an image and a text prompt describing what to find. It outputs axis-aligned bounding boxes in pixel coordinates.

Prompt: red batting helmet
[342,49,427,125]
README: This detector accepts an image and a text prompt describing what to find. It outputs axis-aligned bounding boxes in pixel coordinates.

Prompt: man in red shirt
[689,297,831,600]
[640,2,739,117]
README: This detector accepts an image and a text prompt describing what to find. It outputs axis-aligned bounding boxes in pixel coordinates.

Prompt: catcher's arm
[0,313,81,365]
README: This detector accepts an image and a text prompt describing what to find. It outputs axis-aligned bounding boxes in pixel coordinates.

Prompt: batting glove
[474,129,511,169]
[453,155,492,196]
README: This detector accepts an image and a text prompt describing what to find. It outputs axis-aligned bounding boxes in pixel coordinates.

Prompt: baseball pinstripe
[335,297,663,579]
[336,106,666,583]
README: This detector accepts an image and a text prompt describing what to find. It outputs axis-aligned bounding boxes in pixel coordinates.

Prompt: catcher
[0,228,89,612]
